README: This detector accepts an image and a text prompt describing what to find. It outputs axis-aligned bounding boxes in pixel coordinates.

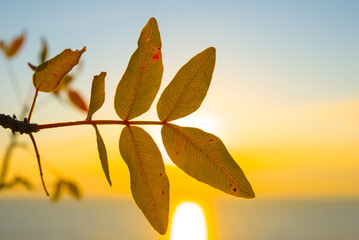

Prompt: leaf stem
[27,89,39,122]
[36,120,166,131]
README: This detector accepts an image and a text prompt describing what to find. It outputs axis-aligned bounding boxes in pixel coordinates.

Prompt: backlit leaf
[120,126,169,234]
[161,124,255,198]
[157,47,215,122]
[114,18,163,120]
[33,47,86,92]
[93,125,111,186]
[1,32,25,58]
[86,72,106,120]
[68,89,88,112]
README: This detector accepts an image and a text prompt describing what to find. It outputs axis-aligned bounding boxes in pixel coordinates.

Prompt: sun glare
[170,202,208,240]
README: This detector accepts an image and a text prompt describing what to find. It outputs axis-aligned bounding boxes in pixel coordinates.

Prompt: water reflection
[170,202,207,240]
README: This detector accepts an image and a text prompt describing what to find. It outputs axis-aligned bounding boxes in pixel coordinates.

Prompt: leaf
[32,47,86,92]
[93,125,111,186]
[67,89,88,112]
[51,180,64,202]
[51,179,82,202]
[114,18,163,120]
[66,181,82,199]
[40,38,48,63]
[86,72,107,120]
[161,124,255,198]
[53,75,73,94]
[28,62,37,71]
[157,47,216,122]
[120,126,169,234]
[2,32,25,58]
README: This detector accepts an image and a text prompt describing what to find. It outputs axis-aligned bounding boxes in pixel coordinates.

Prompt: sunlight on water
[170,202,207,240]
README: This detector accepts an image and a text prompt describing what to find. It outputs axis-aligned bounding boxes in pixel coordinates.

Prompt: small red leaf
[68,89,88,112]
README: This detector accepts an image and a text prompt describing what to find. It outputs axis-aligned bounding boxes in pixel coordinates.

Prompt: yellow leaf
[120,126,169,234]
[33,47,86,92]
[157,47,215,122]
[86,72,106,120]
[93,125,111,186]
[161,124,255,198]
[67,89,88,112]
[114,18,163,120]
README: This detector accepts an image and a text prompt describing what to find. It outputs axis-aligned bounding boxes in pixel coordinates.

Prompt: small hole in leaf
[158,47,161,50]
[233,188,237,192]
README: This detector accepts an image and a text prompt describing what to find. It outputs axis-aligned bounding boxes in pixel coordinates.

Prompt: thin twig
[27,89,39,122]
[29,133,49,196]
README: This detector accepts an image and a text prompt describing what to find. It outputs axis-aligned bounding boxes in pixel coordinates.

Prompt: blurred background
[0,0,358,239]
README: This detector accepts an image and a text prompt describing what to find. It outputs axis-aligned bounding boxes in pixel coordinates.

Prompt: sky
[0,0,358,200]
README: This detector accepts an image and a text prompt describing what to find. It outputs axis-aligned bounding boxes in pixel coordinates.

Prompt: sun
[170,202,208,240]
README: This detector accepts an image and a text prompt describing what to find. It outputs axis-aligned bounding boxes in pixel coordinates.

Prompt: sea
[0,197,358,240]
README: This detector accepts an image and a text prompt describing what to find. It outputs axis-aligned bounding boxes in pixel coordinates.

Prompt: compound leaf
[114,18,163,120]
[157,47,215,122]
[33,47,86,92]
[86,72,106,120]
[161,124,254,198]
[68,89,88,112]
[93,125,111,186]
[120,126,169,234]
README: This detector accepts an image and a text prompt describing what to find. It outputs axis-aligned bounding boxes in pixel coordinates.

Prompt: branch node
[0,113,38,135]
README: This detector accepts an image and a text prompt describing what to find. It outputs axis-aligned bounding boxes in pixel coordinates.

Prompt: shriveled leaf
[68,89,88,112]
[86,72,107,120]
[40,38,48,63]
[0,176,33,190]
[93,125,111,186]
[66,181,82,199]
[120,126,169,234]
[33,47,86,92]
[114,18,163,120]
[157,47,216,122]
[12,176,33,190]
[2,32,25,58]
[51,179,82,202]
[28,62,37,71]
[161,124,254,198]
